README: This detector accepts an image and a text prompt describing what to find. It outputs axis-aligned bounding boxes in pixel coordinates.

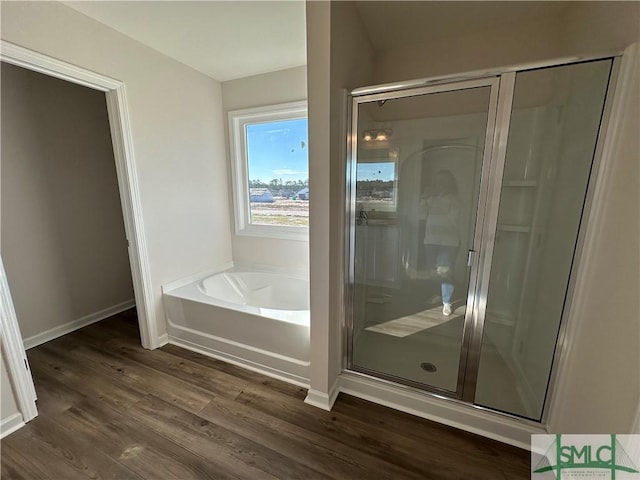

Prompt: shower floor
[354,314,464,391]
[352,283,526,416]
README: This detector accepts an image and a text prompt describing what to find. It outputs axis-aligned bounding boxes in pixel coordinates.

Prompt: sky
[246,118,308,183]
[245,118,394,183]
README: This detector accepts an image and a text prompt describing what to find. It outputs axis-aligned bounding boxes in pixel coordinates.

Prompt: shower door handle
[357,209,368,225]
[467,250,476,267]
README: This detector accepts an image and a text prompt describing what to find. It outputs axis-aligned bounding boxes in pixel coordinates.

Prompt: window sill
[235,224,309,242]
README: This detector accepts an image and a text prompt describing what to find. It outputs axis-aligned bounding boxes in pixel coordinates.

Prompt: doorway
[2,62,135,348]
[0,41,156,425]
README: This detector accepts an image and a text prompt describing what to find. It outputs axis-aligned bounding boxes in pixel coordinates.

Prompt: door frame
[0,258,37,426]
[342,50,630,429]
[0,41,159,425]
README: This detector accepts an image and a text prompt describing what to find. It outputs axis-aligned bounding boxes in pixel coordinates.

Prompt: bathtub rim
[198,271,310,312]
[162,261,309,292]
[162,262,310,326]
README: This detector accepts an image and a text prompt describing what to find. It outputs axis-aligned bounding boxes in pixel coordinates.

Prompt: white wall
[306,0,332,399]
[328,1,375,386]
[305,0,375,401]
[2,63,134,341]
[1,0,232,422]
[1,0,232,331]
[222,66,309,272]
[546,1,640,434]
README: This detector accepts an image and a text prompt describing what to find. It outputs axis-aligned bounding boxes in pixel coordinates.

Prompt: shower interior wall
[316,0,639,436]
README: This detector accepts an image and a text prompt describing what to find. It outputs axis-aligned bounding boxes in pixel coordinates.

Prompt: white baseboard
[23,299,136,350]
[168,336,310,389]
[157,333,169,347]
[339,372,544,450]
[1,413,24,439]
[304,379,340,411]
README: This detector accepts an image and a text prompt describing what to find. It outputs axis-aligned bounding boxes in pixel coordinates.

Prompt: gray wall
[1,63,134,341]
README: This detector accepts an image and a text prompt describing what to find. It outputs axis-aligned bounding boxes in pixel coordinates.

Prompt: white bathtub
[198,271,309,322]
[163,266,310,385]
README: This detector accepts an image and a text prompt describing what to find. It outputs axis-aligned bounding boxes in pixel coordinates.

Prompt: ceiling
[65,1,307,82]
[64,1,573,83]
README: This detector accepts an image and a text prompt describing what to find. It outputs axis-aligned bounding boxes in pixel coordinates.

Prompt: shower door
[347,79,500,397]
[346,57,615,420]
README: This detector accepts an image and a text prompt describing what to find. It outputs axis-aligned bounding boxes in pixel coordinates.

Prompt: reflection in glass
[356,160,397,211]
[422,170,460,316]
[351,86,491,393]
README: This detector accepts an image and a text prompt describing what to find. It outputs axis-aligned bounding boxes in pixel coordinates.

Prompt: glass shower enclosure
[345,57,615,422]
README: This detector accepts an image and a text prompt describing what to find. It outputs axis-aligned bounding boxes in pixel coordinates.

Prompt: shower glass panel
[350,84,494,395]
[474,59,614,420]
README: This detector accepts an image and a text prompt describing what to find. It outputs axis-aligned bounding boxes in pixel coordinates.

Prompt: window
[355,148,399,213]
[228,101,308,240]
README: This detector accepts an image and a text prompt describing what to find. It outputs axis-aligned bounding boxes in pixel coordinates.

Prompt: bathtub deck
[1,309,530,480]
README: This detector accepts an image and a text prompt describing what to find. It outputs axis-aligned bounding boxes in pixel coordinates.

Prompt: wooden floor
[1,309,530,479]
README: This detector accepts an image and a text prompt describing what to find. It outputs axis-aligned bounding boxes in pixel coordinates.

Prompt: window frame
[228,101,309,241]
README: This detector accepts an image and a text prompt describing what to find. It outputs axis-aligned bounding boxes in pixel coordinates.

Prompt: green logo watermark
[532,435,640,479]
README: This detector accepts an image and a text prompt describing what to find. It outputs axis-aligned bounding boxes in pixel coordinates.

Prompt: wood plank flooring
[1,309,530,479]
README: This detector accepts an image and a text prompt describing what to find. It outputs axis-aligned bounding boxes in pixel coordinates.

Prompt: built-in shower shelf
[497,224,530,233]
[502,180,538,187]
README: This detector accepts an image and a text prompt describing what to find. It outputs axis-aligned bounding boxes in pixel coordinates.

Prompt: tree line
[249,179,309,189]
[356,179,395,199]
